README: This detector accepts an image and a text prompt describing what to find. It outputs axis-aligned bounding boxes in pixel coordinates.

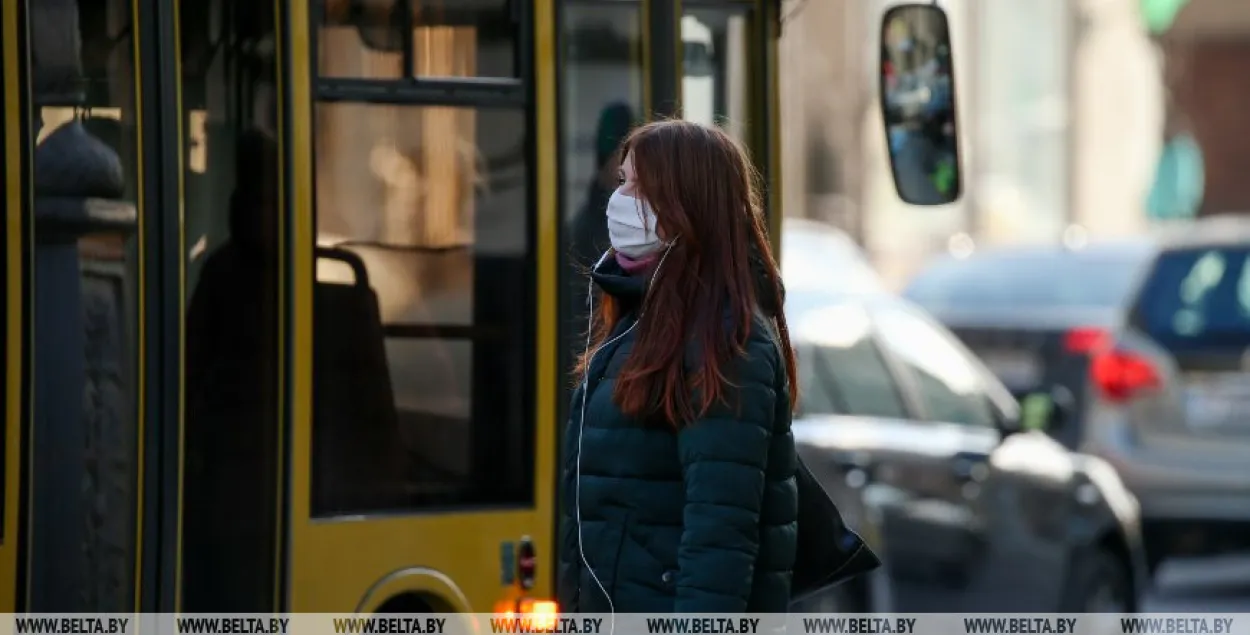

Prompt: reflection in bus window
[559,1,644,418]
[318,0,516,79]
[25,0,140,612]
[311,103,532,516]
[180,3,282,612]
[681,9,749,141]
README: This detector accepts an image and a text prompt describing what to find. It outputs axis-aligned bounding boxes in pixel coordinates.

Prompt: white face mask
[606,189,666,259]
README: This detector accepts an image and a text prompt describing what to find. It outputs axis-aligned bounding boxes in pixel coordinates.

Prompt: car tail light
[1090,349,1161,402]
[494,598,559,629]
[1064,327,1111,354]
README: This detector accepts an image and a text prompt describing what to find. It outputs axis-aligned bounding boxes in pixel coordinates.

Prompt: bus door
[14,0,144,613]
[6,0,282,615]
[284,0,559,612]
[8,0,307,614]
[176,0,286,613]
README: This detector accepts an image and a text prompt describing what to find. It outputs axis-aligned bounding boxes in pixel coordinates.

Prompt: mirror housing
[1019,385,1076,433]
[878,3,962,205]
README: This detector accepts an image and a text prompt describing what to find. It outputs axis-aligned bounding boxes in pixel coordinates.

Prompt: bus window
[179,2,282,612]
[559,1,644,417]
[25,0,141,612]
[681,8,750,142]
[317,0,517,80]
[311,102,531,516]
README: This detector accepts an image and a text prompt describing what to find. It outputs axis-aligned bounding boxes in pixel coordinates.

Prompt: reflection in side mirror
[879,4,962,206]
[1020,385,1076,432]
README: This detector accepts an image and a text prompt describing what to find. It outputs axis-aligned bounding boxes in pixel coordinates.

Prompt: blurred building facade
[1160,1,1250,217]
[779,0,1250,287]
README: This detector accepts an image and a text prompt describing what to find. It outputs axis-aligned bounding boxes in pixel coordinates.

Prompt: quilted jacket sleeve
[674,337,778,613]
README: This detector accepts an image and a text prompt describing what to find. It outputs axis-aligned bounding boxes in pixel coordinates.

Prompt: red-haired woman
[557,120,800,614]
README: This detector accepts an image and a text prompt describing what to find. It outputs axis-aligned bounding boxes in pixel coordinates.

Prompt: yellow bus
[1,0,782,615]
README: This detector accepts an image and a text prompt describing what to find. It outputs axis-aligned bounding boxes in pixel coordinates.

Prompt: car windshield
[1134,246,1250,350]
[904,249,1148,312]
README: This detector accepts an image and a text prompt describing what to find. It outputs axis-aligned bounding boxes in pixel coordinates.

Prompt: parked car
[781,218,884,301]
[901,240,1156,450]
[781,244,1147,613]
[1071,216,1250,577]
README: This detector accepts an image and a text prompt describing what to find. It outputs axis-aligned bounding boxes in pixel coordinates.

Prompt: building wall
[1070,0,1163,239]
[1070,0,1250,231]
[778,0,865,236]
[1169,39,1250,216]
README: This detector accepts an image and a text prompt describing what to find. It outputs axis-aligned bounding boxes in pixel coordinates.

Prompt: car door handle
[949,453,989,483]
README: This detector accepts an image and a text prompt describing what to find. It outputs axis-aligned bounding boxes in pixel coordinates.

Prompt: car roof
[917,239,1157,271]
[784,287,1021,418]
[780,218,887,297]
[902,240,1154,328]
[781,218,863,257]
[785,288,911,343]
[1154,214,1250,251]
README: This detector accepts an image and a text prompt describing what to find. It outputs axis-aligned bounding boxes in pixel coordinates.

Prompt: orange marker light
[525,600,559,631]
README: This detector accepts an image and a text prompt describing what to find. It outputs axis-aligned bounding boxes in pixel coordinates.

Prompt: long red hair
[575,120,799,426]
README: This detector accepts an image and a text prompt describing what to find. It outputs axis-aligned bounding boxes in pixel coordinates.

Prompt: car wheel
[1060,549,1132,612]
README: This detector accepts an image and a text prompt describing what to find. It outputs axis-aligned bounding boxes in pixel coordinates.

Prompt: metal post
[649,0,681,118]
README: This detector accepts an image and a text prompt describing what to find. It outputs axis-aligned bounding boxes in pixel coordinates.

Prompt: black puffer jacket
[557,255,798,613]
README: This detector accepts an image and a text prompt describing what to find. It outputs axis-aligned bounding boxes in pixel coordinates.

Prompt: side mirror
[878,3,963,206]
[1019,385,1076,433]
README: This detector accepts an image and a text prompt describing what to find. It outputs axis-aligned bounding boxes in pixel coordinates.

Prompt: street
[1144,555,1250,611]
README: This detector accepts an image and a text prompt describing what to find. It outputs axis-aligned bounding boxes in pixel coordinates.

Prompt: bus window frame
[680,2,755,138]
[677,0,779,251]
[0,0,21,612]
[0,0,22,558]
[312,0,527,85]
[304,0,538,516]
[0,0,9,550]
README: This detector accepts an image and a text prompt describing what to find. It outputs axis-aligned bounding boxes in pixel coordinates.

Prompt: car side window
[872,304,996,427]
[794,304,908,419]
[796,344,843,417]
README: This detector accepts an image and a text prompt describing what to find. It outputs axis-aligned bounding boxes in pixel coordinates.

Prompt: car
[1071,216,1250,577]
[780,251,1147,613]
[870,0,1250,581]
[781,218,884,303]
[901,240,1156,449]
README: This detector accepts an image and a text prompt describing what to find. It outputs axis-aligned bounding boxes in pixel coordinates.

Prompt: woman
[557,120,800,614]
